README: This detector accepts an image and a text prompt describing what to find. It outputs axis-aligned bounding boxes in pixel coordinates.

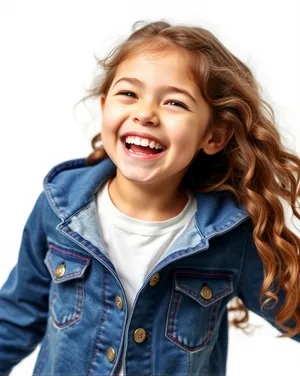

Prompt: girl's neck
[107,176,189,222]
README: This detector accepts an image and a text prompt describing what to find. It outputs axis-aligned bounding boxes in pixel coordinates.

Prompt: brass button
[200,285,212,300]
[149,273,160,287]
[55,264,66,278]
[133,328,147,343]
[106,347,116,362]
[115,295,123,310]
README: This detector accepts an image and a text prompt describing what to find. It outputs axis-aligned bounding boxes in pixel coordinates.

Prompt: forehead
[113,49,196,88]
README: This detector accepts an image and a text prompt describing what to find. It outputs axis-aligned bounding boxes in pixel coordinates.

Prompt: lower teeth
[129,149,149,155]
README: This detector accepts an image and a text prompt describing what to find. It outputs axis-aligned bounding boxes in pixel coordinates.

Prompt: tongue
[130,144,159,155]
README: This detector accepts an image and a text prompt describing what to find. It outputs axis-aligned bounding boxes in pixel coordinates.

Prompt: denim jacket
[0,156,299,376]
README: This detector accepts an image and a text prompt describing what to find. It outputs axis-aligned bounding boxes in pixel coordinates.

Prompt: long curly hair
[74,20,300,339]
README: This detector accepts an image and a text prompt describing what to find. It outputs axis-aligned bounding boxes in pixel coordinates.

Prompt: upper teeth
[125,136,164,150]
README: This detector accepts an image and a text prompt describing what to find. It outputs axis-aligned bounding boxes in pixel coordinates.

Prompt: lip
[120,132,167,149]
[120,138,167,161]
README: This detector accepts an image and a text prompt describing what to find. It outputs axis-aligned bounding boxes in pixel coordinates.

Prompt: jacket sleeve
[0,191,51,375]
[238,219,300,343]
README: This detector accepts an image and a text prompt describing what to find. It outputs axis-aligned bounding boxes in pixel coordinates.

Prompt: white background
[0,0,299,375]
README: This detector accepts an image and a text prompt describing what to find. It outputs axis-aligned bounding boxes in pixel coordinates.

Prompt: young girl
[0,19,299,376]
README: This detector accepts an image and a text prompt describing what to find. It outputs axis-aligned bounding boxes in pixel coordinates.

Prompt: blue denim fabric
[0,157,299,376]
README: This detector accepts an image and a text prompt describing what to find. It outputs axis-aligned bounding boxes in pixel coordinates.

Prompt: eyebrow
[112,76,197,105]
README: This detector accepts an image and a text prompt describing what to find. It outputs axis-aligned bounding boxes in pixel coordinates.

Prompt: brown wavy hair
[74,19,300,339]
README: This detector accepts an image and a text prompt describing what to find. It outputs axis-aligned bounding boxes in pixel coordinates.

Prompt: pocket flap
[44,242,92,283]
[174,270,233,307]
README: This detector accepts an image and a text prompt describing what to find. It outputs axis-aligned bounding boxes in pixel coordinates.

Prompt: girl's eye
[116,91,188,109]
[117,91,137,98]
[166,100,187,109]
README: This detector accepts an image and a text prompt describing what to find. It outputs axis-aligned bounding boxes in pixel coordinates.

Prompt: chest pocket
[44,242,92,329]
[166,269,233,352]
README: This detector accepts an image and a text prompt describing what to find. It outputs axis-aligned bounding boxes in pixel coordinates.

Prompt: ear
[201,123,231,155]
[100,94,106,113]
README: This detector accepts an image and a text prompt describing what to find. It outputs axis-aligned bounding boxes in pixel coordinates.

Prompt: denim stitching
[45,245,90,282]
[149,280,161,376]
[151,213,244,277]
[175,271,233,305]
[74,281,80,320]
[51,281,83,328]
[50,279,84,329]
[46,159,85,182]
[44,159,86,218]
[166,290,208,351]
[166,282,222,352]
[54,271,84,282]
[44,181,65,217]
[33,345,49,376]
[149,289,156,376]
[49,244,91,262]
[50,288,58,322]
[46,253,85,282]
[205,304,215,342]
[203,345,213,376]
[178,283,232,304]
[88,269,111,376]
[62,227,109,266]
[166,334,208,352]
[47,236,92,256]
[203,213,244,237]
[167,289,211,352]
[203,305,223,374]
[77,279,85,319]
[204,300,220,343]
[62,280,83,328]
[175,271,232,277]
[165,280,175,343]
[171,291,181,339]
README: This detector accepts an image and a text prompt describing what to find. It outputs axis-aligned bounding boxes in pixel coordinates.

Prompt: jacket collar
[43,156,250,241]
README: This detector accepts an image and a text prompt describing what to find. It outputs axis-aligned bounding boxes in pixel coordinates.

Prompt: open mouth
[122,137,165,155]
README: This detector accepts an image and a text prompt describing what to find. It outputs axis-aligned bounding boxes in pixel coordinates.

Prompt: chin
[118,168,159,185]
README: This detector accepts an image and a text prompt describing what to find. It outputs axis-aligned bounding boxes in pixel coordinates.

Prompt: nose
[133,103,159,126]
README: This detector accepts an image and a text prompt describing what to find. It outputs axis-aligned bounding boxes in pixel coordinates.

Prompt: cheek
[105,101,125,120]
[101,110,120,136]
[171,130,199,150]
[169,128,203,164]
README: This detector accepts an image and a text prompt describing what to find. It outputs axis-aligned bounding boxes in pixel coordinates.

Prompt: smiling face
[100,48,215,190]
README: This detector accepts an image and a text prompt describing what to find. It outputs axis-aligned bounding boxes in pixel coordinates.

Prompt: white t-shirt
[96,180,197,375]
